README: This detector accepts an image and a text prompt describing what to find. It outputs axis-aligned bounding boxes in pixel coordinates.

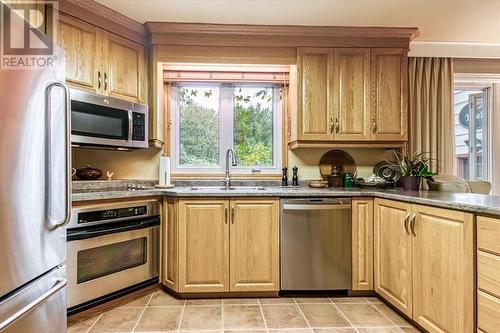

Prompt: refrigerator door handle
[45,82,71,230]
[0,278,67,331]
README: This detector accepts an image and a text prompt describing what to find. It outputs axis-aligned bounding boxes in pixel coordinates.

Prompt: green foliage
[386,150,438,178]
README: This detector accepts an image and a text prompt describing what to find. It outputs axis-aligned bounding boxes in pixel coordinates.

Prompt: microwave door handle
[45,82,71,230]
[128,110,133,141]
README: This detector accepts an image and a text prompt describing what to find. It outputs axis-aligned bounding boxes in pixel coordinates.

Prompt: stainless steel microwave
[70,89,148,149]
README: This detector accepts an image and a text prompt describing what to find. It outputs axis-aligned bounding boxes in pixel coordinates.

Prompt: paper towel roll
[159,156,171,186]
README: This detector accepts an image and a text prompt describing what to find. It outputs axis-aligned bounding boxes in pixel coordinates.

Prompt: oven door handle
[67,217,160,241]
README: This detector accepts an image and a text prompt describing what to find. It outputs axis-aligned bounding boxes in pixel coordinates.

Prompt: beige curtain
[408,57,454,174]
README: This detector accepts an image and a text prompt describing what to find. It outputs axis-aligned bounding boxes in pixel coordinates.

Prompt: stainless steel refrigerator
[0,4,70,332]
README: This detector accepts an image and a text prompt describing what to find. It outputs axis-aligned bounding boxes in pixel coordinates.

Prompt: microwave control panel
[132,112,146,141]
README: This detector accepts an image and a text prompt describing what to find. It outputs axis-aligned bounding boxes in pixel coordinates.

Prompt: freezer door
[0,3,70,297]
[0,266,67,333]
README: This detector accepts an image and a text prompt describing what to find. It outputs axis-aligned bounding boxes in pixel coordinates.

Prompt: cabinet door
[352,198,373,290]
[374,199,413,316]
[103,32,147,103]
[296,47,333,141]
[370,48,408,141]
[333,48,371,141]
[56,14,101,93]
[412,205,473,333]
[162,198,177,291]
[178,199,229,292]
[229,198,279,292]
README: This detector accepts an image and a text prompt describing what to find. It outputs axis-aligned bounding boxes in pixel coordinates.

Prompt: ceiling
[95,0,500,43]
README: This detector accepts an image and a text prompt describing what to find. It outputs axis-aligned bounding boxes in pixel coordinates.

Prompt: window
[171,82,282,174]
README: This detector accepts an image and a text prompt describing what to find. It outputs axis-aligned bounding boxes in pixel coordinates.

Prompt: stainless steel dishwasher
[281,198,351,291]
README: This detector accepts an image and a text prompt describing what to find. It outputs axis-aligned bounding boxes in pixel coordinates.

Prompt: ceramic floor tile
[400,327,423,332]
[298,303,350,328]
[224,330,267,333]
[269,330,314,333]
[372,303,412,326]
[294,297,332,304]
[336,303,393,328]
[88,308,143,332]
[134,306,183,332]
[179,306,222,331]
[364,297,383,303]
[148,290,185,306]
[68,316,100,333]
[261,304,308,329]
[223,305,266,330]
[313,329,356,333]
[222,298,260,305]
[330,297,367,303]
[259,297,296,304]
[357,328,404,333]
[119,293,153,308]
[186,298,223,306]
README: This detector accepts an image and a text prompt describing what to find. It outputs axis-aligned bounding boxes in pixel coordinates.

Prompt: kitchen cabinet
[351,198,374,290]
[374,199,474,333]
[370,48,408,141]
[229,199,279,291]
[165,197,280,294]
[290,47,408,147]
[55,13,147,103]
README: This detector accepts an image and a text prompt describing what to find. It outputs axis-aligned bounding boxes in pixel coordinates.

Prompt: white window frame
[170,82,282,174]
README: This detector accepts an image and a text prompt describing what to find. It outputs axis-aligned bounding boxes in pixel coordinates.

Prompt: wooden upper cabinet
[104,32,148,103]
[178,199,230,293]
[56,14,100,93]
[333,48,371,141]
[412,205,473,333]
[374,199,413,317]
[229,199,279,292]
[370,48,408,141]
[296,47,333,141]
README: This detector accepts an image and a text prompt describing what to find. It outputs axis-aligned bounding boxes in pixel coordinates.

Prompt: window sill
[171,172,282,180]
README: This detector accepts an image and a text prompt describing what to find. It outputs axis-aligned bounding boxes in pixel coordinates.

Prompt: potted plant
[386,151,436,191]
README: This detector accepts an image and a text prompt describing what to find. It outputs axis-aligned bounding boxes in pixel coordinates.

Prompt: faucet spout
[224,148,237,190]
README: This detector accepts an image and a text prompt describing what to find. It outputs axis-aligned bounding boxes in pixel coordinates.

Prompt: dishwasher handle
[282,204,351,211]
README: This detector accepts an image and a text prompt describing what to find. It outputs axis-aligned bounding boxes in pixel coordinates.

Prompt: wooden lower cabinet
[351,198,374,290]
[374,199,474,333]
[374,199,413,317]
[178,199,230,292]
[165,197,279,294]
[230,199,279,291]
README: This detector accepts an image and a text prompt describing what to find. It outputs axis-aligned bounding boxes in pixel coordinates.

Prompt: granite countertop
[71,180,500,216]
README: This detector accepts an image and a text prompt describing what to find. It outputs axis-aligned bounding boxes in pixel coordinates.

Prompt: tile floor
[68,289,423,333]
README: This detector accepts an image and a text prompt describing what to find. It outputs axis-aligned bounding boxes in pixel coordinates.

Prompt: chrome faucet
[224,148,237,190]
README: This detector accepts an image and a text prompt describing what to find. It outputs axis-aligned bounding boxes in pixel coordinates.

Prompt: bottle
[292,166,299,186]
[282,167,288,186]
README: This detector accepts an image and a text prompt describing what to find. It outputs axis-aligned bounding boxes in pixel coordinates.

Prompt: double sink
[185,186,267,191]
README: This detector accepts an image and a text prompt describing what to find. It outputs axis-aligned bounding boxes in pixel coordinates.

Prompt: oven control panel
[132,112,146,141]
[78,205,147,224]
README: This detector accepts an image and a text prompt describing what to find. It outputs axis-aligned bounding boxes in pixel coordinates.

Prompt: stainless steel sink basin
[186,186,266,191]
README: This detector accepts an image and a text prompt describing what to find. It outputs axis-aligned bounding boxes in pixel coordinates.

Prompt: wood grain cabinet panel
[370,48,408,141]
[296,47,333,141]
[412,205,473,333]
[333,48,371,141]
[478,290,500,333]
[56,14,100,93]
[162,198,178,291]
[229,199,279,292]
[478,251,500,298]
[374,199,413,317]
[351,198,374,290]
[178,199,230,293]
[477,216,500,255]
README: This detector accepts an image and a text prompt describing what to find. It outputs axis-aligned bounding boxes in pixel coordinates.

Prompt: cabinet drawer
[477,290,500,333]
[477,216,500,255]
[478,251,500,298]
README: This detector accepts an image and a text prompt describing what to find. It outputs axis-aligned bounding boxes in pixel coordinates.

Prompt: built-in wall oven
[67,200,160,314]
[70,88,148,149]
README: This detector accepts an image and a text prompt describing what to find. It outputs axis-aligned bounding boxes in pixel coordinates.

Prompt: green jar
[343,172,355,188]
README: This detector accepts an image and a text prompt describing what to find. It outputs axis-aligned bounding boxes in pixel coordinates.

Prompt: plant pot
[402,176,420,191]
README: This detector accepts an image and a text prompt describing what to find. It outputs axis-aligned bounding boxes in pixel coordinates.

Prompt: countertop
[72,184,500,217]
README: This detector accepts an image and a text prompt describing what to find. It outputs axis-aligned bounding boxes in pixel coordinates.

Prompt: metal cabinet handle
[410,213,417,236]
[0,278,67,331]
[231,206,235,224]
[45,82,71,230]
[97,71,102,90]
[127,110,133,141]
[104,72,108,91]
[224,206,228,224]
[371,118,377,133]
[403,213,410,235]
[334,118,339,134]
[330,118,334,134]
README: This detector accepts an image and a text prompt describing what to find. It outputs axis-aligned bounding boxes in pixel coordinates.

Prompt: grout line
[131,292,154,332]
[84,313,103,333]
[367,301,406,332]
[332,303,360,333]
[221,298,224,333]
[293,298,312,330]
[176,302,186,333]
[257,299,270,333]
